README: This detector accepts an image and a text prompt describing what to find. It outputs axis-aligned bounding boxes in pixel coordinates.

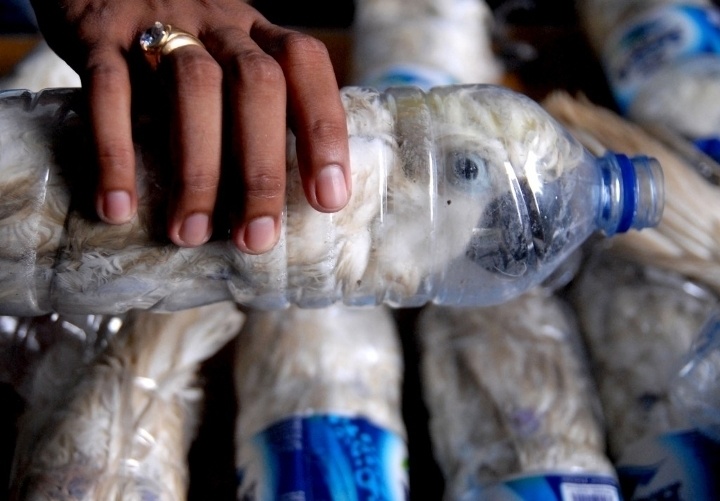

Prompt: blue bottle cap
[600,152,664,235]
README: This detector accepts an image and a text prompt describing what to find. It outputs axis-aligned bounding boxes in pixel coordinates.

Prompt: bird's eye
[446,151,488,188]
[456,156,479,180]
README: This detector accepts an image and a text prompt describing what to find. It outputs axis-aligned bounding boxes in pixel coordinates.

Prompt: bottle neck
[597,152,664,236]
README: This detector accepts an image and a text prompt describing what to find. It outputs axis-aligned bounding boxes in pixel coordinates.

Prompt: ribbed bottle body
[0,85,663,314]
[288,85,663,308]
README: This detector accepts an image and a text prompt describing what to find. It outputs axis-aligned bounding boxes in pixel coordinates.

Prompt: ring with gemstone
[139,21,205,69]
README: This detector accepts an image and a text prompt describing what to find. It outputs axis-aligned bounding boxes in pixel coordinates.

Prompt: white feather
[10,302,244,501]
[233,304,404,500]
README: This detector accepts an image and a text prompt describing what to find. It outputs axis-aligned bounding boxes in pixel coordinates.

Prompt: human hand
[29,0,351,253]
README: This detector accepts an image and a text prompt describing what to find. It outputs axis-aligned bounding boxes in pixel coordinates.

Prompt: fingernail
[102,190,132,223]
[315,164,348,210]
[240,216,277,254]
[178,213,211,246]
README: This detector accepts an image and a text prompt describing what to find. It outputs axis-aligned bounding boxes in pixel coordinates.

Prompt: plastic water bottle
[0,84,664,315]
[577,0,720,164]
[234,304,407,500]
[352,0,502,89]
[673,309,720,443]
[418,290,621,501]
[571,249,720,500]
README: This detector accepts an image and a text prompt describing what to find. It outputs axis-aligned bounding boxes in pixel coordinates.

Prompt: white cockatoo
[418,289,618,500]
[10,302,244,501]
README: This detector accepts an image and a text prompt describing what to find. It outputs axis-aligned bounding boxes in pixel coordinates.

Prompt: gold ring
[139,21,205,69]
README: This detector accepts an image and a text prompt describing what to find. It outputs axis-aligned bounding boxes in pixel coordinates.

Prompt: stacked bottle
[352,0,502,89]
[234,304,407,500]
[418,290,621,500]
[576,0,720,165]
[571,249,720,500]
[0,85,664,315]
[8,302,244,500]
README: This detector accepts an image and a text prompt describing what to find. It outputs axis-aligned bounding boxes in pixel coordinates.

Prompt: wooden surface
[0,34,40,77]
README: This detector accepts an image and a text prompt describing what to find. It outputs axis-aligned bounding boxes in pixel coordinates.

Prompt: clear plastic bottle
[674,309,720,443]
[576,0,720,163]
[8,302,244,501]
[571,248,720,500]
[0,85,664,315]
[234,304,407,500]
[418,290,620,501]
[352,0,502,89]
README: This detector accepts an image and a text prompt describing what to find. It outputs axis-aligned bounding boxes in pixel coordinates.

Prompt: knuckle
[75,7,118,41]
[97,142,135,172]
[174,53,223,88]
[244,172,284,201]
[180,170,220,195]
[305,119,347,146]
[232,51,283,87]
[85,58,126,87]
[282,32,329,61]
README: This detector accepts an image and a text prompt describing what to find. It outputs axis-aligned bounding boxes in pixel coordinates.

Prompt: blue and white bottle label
[238,414,409,501]
[603,5,720,112]
[616,428,720,500]
[360,64,458,91]
[474,473,621,501]
[693,136,720,163]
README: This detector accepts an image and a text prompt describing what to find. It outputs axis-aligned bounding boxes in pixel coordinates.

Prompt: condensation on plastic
[0,85,662,315]
[8,302,244,501]
[417,289,617,500]
[233,304,406,500]
[570,248,719,459]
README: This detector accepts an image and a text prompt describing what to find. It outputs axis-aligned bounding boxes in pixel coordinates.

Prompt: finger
[206,28,287,254]
[163,44,223,247]
[86,47,137,224]
[252,24,351,213]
